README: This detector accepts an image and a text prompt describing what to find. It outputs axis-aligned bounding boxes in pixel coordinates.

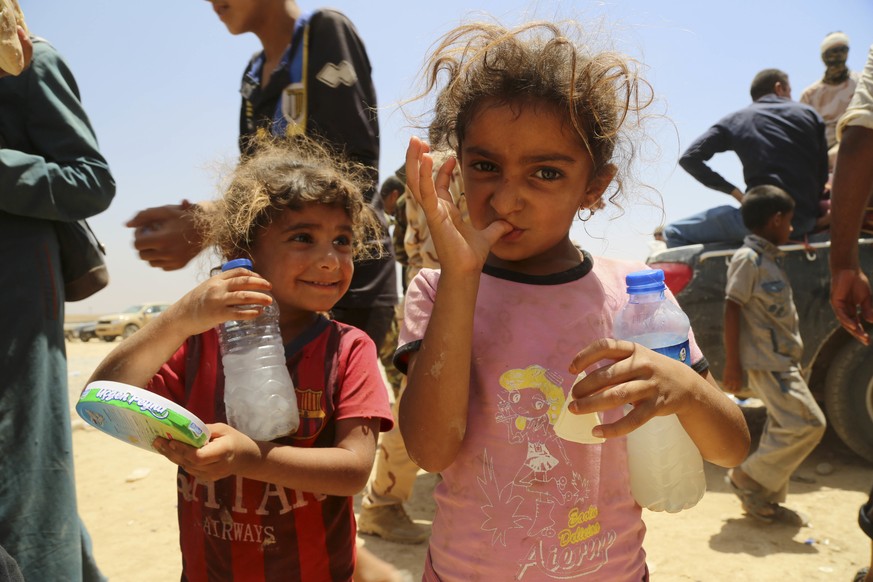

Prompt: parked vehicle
[95,303,170,342]
[76,321,97,342]
[648,238,873,463]
[64,321,97,342]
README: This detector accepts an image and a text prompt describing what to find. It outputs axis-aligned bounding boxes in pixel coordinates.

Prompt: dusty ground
[68,339,873,581]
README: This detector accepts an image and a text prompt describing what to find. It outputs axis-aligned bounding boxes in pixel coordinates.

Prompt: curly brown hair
[417,20,654,207]
[200,136,382,262]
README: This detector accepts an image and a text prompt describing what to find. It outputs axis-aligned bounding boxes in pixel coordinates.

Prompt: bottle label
[652,339,690,365]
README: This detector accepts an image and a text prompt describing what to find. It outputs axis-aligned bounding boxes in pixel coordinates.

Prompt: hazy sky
[21,0,872,315]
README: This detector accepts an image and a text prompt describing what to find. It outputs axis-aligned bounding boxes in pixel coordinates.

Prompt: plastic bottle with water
[217,258,299,441]
[613,268,706,513]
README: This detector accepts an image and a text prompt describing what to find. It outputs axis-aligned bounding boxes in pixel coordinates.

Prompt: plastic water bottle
[217,258,299,440]
[613,268,706,513]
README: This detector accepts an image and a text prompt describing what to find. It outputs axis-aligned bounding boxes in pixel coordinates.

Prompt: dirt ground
[67,339,873,581]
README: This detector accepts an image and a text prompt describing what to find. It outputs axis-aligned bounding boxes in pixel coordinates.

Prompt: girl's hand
[566,338,703,438]
[153,423,261,482]
[168,267,273,337]
[721,360,744,394]
[405,136,512,273]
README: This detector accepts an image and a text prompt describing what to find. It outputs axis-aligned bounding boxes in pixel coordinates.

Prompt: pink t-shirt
[397,255,705,581]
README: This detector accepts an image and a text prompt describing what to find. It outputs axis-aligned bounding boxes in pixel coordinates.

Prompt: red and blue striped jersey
[148,317,393,582]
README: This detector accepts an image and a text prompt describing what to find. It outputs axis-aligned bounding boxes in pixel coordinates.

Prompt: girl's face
[460,102,615,275]
[249,203,354,326]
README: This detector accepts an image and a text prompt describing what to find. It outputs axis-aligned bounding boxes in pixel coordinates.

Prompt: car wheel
[81,335,91,343]
[122,324,139,339]
[825,340,873,463]
[101,336,116,342]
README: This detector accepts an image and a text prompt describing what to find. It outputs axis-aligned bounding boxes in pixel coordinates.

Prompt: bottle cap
[221,258,253,272]
[625,269,666,294]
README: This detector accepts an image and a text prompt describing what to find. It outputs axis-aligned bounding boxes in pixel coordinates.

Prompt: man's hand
[721,360,744,394]
[731,188,744,203]
[126,200,208,271]
[816,199,832,230]
[830,268,873,345]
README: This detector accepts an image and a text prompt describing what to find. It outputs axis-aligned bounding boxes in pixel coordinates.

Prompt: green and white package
[76,381,210,453]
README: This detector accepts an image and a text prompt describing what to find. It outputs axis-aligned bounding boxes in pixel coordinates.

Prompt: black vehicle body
[64,321,97,342]
[648,238,873,463]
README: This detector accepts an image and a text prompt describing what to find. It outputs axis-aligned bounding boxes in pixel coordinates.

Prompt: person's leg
[663,205,748,248]
[737,369,826,501]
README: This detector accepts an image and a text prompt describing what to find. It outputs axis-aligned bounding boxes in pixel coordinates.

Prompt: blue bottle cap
[221,258,253,272]
[625,269,666,294]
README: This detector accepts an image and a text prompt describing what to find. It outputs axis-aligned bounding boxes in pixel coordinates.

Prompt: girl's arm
[400,273,479,472]
[722,299,744,393]
[88,268,273,387]
[398,138,512,472]
[567,339,750,467]
[154,417,381,497]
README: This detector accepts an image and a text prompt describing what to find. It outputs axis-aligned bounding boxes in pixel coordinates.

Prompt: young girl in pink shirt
[396,21,751,581]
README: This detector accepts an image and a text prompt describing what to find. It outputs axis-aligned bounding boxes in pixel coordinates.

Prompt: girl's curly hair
[417,20,655,208]
[200,135,382,262]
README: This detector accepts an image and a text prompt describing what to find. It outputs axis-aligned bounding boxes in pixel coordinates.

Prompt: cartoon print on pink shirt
[482,364,618,578]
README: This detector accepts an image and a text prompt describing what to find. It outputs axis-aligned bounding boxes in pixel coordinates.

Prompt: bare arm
[730,188,744,203]
[722,299,744,393]
[568,339,750,468]
[678,369,750,467]
[397,138,511,472]
[88,267,272,388]
[400,273,479,472]
[156,417,380,497]
[91,268,381,496]
[829,125,873,344]
[126,200,213,271]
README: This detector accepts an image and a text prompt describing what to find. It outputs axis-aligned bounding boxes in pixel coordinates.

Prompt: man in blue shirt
[664,69,829,248]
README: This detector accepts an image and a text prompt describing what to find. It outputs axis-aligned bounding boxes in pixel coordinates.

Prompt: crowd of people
[1,0,872,580]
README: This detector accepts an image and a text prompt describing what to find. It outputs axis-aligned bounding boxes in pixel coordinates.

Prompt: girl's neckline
[482,251,594,285]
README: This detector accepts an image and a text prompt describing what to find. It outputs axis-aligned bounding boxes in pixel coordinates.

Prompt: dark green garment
[0,38,114,582]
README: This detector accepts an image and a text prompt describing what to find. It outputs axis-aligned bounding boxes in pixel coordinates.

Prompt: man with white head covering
[801,31,860,167]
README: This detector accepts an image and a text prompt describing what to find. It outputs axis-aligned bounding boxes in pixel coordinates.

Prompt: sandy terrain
[67,339,872,581]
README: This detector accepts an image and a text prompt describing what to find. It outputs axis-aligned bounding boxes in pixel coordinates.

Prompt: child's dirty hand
[166,267,274,338]
[153,423,260,481]
[404,136,512,274]
[566,338,702,439]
